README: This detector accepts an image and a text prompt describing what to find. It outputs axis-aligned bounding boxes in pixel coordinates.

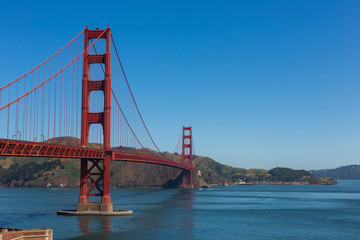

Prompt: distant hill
[0,137,337,187]
[311,165,360,180]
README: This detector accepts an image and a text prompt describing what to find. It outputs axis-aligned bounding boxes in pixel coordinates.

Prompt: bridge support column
[76,157,113,213]
[78,159,88,204]
[60,26,129,216]
[182,170,193,187]
[182,126,194,188]
[100,153,113,212]
[78,26,113,210]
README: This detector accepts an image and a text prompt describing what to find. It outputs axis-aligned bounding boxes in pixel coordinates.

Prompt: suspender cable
[0,28,86,91]
[110,34,162,153]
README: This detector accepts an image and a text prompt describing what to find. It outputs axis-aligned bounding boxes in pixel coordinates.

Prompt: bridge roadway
[0,139,193,171]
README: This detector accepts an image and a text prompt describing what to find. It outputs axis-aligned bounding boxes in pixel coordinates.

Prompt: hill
[0,137,336,187]
[311,165,360,180]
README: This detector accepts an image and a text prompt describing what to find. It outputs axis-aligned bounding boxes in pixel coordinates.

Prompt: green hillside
[311,165,360,180]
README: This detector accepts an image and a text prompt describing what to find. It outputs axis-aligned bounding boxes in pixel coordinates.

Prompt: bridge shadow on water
[69,188,195,240]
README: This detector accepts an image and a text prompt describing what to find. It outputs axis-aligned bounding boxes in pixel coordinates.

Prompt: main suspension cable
[0,28,86,91]
[0,28,108,111]
[172,131,183,155]
[110,34,162,153]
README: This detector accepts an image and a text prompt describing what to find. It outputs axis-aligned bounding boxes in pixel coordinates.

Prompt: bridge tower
[182,126,193,188]
[77,27,113,212]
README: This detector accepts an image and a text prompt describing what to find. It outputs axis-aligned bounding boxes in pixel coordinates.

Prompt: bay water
[1,180,360,239]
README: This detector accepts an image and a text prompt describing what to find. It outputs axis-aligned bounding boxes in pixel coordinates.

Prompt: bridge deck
[0,139,193,171]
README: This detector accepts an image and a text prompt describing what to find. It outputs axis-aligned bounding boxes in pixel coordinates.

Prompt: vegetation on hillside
[269,167,311,182]
[194,157,336,185]
[311,165,360,180]
[0,160,62,186]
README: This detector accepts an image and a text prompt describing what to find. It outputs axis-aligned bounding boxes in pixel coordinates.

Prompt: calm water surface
[1,180,360,239]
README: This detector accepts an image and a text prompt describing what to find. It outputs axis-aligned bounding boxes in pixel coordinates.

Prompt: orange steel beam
[0,139,105,159]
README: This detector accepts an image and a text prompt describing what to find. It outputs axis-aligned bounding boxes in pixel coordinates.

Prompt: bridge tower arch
[182,126,193,188]
[78,27,113,212]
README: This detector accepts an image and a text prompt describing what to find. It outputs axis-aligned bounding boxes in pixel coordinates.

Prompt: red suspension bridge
[0,27,195,214]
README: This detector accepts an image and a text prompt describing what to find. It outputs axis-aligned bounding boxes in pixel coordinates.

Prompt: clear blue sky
[1,0,360,170]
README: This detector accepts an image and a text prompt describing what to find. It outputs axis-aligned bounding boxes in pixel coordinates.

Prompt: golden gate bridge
[0,26,195,215]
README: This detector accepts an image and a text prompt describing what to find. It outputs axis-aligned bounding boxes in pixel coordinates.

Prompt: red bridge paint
[0,139,194,171]
[182,126,193,187]
[78,27,113,209]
